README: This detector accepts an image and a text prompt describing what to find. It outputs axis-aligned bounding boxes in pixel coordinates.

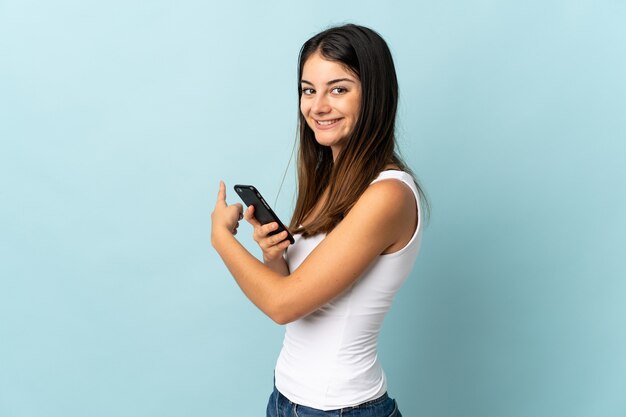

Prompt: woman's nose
[311,94,331,114]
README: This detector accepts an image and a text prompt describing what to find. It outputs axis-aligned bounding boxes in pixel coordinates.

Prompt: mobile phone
[234,185,295,245]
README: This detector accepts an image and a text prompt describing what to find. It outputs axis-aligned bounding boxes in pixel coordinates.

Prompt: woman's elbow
[264,281,309,324]
[269,314,291,325]
[267,301,302,325]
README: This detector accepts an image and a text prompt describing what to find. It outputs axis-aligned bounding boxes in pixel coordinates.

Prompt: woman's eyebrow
[300,78,356,86]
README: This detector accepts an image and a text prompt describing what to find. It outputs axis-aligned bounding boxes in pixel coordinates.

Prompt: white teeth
[317,119,338,125]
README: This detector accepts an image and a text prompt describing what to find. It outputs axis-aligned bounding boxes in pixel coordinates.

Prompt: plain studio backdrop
[1,1,625,416]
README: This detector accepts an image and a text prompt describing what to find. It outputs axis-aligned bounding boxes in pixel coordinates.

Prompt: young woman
[211,24,425,417]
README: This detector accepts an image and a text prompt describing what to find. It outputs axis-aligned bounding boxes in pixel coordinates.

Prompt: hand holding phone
[234,185,295,245]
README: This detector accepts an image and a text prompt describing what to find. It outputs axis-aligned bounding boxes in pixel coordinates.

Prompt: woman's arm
[211,179,416,324]
[243,205,290,276]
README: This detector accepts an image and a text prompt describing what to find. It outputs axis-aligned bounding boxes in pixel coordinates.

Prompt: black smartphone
[234,184,295,245]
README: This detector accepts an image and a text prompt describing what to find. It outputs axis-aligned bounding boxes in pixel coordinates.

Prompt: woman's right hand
[244,205,291,268]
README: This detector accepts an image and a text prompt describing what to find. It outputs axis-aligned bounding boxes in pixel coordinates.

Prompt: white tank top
[274,170,423,410]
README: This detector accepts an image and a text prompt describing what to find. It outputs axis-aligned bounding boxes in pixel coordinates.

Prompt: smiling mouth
[316,118,341,126]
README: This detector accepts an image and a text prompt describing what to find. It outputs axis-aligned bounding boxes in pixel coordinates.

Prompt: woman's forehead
[301,54,358,83]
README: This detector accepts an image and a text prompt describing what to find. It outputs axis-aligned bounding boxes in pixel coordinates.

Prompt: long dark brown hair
[289,24,427,237]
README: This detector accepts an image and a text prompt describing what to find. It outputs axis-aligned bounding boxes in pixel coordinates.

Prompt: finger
[216,181,227,206]
[261,231,287,249]
[255,223,278,244]
[269,239,291,255]
[272,230,288,245]
[261,222,279,236]
[266,235,291,255]
[244,205,262,227]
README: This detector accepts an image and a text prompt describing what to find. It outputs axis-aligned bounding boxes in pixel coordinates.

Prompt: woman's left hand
[211,181,244,240]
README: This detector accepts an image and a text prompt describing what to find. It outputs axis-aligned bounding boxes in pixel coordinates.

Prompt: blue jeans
[266,386,402,417]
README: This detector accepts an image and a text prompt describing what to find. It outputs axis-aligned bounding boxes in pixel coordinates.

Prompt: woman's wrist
[264,256,289,276]
[211,226,234,250]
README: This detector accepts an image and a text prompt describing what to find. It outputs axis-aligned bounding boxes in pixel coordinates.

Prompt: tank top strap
[370,170,422,257]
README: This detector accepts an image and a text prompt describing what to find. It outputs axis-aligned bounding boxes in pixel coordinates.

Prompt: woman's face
[300,52,361,160]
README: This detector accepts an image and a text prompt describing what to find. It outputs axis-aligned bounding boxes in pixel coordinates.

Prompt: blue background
[1,1,625,416]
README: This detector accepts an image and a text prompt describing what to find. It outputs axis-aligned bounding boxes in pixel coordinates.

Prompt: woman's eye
[301,88,315,95]
[331,87,347,94]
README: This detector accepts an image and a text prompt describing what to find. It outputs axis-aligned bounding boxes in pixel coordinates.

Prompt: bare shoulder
[351,176,416,219]
[349,177,418,253]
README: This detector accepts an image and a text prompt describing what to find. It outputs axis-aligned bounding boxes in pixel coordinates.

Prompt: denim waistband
[275,385,389,412]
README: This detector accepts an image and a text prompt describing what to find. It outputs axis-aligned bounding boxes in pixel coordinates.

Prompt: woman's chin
[314,134,346,149]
